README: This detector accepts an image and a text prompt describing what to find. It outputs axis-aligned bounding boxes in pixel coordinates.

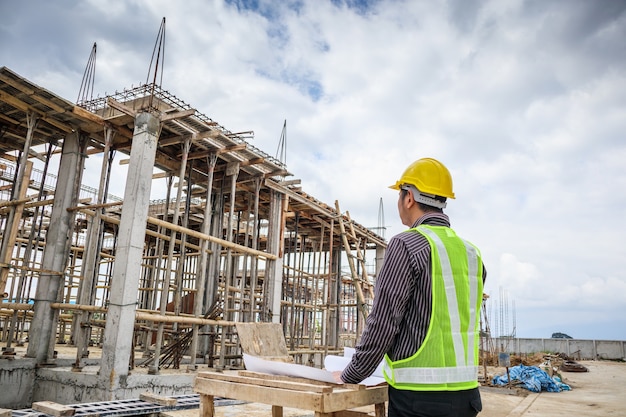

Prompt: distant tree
[551,332,573,339]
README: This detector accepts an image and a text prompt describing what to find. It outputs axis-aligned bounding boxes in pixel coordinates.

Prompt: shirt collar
[411,212,451,229]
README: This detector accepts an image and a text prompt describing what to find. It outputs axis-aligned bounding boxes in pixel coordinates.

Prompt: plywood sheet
[235,322,293,362]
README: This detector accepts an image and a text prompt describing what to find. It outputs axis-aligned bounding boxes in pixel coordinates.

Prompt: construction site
[0,25,392,408]
[2,30,625,417]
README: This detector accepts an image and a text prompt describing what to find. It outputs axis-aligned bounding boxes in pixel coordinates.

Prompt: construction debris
[31,402,75,417]
[560,360,589,373]
[492,364,572,393]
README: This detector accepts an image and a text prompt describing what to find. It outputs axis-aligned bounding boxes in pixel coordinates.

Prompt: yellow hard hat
[389,158,455,199]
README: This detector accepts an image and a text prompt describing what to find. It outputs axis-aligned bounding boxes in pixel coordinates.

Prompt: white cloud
[1,0,625,340]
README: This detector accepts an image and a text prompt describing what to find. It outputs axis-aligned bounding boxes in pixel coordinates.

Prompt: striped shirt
[341,212,487,384]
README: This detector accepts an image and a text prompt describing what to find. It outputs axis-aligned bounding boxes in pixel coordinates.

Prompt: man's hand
[332,370,344,384]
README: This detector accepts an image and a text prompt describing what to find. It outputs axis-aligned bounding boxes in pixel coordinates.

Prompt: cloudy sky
[1,0,625,341]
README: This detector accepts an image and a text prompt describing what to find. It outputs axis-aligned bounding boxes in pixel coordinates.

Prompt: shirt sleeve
[341,235,415,383]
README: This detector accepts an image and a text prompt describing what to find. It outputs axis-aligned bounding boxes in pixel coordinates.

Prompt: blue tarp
[492,364,572,393]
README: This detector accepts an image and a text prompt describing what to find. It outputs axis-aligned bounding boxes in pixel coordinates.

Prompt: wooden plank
[235,322,292,360]
[238,370,366,391]
[161,108,196,122]
[238,371,334,387]
[195,371,333,393]
[139,392,177,406]
[321,387,387,414]
[333,411,373,417]
[31,401,75,417]
[194,377,322,411]
[106,98,136,117]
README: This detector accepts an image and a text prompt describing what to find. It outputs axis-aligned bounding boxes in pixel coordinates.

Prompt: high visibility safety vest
[382,225,483,391]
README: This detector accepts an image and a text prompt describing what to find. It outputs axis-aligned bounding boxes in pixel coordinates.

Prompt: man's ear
[404,191,415,208]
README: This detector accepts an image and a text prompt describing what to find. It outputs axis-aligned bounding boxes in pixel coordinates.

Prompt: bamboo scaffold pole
[334,200,368,323]
[5,142,54,351]
[0,302,237,327]
[346,210,375,300]
[74,206,274,259]
[0,161,33,297]
[147,216,276,260]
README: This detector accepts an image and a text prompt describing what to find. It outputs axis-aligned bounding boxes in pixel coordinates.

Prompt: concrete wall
[0,358,37,409]
[500,338,626,360]
[1,356,197,408]
[33,368,195,403]
[33,368,101,404]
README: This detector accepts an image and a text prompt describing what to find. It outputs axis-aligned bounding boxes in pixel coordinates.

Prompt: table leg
[272,405,284,417]
[374,402,386,417]
[199,394,214,417]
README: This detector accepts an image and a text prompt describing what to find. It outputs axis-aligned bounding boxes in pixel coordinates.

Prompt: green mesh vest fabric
[383,225,483,391]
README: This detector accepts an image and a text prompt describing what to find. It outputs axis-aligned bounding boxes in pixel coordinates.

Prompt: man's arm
[341,236,414,383]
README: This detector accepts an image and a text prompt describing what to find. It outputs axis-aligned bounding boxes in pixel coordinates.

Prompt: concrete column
[188,154,218,369]
[223,162,240,322]
[264,189,285,323]
[247,177,262,320]
[73,128,115,369]
[99,112,159,394]
[218,163,240,368]
[26,131,86,364]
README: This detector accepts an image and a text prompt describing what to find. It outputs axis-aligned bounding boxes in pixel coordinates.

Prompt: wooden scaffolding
[0,66,386,373]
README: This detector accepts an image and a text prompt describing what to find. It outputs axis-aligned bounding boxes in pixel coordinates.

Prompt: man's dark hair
[401,188,445,213]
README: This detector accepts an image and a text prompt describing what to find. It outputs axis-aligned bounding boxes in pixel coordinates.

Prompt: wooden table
[194,370,387,417]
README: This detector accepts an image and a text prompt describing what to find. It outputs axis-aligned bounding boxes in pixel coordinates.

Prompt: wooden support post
[0,162,32,296]
[346,211,375,300]
[199,394,214,417]
[334,201,368,322]
[139,392,177,406]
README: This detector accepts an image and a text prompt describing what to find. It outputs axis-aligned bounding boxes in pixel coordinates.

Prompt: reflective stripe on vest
[383,225,483,390]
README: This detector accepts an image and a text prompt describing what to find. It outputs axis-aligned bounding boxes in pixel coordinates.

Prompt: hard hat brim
[389,181,402,190]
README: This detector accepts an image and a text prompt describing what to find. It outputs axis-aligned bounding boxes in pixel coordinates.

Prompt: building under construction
[0,65,387,407]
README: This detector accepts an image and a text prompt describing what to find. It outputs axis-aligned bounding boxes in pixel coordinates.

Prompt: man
[336,157,485,417]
